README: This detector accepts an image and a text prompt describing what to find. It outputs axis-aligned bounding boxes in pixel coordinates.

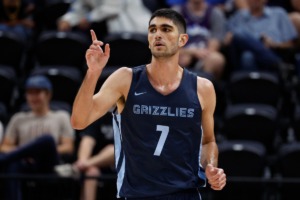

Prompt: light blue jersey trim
[113,113,126,198]
[198,126,206,187]
[196,188,202,200]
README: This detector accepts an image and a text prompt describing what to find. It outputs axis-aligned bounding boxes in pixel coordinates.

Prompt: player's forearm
[71,69,102,130]
[201,141,219,169]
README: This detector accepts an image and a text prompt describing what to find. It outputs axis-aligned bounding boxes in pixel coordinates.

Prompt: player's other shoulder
[196,76,216,111]
[197,76,215,94]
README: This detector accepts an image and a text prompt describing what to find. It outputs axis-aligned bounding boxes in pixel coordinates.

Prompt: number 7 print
[154,125,169,156]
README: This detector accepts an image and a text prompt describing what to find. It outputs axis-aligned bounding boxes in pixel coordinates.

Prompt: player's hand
[86,29,110,73]
[205,164,226,190]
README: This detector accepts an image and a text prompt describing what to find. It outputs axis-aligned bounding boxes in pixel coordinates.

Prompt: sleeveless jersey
[113,65,206,198]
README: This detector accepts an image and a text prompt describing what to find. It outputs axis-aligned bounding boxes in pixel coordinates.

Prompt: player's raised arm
[86,29,110,73]
[71,29,114,130]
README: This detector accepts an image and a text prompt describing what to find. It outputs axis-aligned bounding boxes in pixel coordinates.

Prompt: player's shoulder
[105,66,133,85]
[112,66,133,76]
[196,75,215,98]
[111,65,146,80]
[197,76,214,89]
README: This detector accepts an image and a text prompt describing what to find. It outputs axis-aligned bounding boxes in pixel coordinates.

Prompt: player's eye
[149,28,156,33]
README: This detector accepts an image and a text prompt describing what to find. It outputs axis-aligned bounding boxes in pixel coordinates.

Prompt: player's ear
[178,34,188,47]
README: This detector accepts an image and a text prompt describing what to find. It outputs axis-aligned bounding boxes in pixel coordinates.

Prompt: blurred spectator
[56,115,114,200]
[172,0,227,79]
[206,0,248,17]
[142,0,169,12]
[290,0,300,12]
[166,0,248,16]
[57,0,122,39]
[286,0,300,75]
[284,0,300,46]
[74,116,114,200]
[108,0,152,34]
[267,0,299,12]
[0,75,75,200]
[166,0,186,6]
[266,0,300,75]
[0,0,36,41]
[57,0,152,38]
[224,0,298,72]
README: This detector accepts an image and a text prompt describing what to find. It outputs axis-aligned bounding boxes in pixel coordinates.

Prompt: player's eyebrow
[148,24,174,30]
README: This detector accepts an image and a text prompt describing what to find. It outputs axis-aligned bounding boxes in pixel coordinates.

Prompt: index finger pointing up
[90,29,98,41]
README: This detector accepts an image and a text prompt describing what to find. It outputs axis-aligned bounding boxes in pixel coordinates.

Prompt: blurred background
[0,0,300,199]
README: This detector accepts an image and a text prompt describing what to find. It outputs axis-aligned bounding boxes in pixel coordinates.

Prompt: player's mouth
[154,42,165,47]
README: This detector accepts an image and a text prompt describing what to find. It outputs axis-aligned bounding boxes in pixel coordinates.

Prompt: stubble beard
[151,46,177,59]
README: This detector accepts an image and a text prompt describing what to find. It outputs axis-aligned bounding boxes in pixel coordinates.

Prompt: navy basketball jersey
[113,65,206,198]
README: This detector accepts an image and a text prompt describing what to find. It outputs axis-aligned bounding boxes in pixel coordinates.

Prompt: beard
[151,46,177,58]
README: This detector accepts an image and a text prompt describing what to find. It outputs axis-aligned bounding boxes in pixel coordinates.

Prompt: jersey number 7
[154,125,169,156]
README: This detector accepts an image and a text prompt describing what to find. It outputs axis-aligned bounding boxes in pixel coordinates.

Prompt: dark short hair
[149,8,187,33]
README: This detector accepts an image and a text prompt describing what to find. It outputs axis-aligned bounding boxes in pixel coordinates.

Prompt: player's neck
[146,63,183,96]
[146,61,183,85]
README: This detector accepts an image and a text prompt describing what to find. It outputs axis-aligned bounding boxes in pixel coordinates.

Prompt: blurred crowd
[1,0,300,200]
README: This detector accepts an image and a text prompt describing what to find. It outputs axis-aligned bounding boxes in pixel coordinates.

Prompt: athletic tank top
[113,65,206,198]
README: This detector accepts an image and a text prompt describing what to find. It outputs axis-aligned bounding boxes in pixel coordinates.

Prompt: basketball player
[71,8,226,200]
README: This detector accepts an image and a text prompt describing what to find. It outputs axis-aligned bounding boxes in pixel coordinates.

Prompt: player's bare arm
[71,30,131,130]
[197,77,218,168]
[93,67,132,116]
[197,77,226,190]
